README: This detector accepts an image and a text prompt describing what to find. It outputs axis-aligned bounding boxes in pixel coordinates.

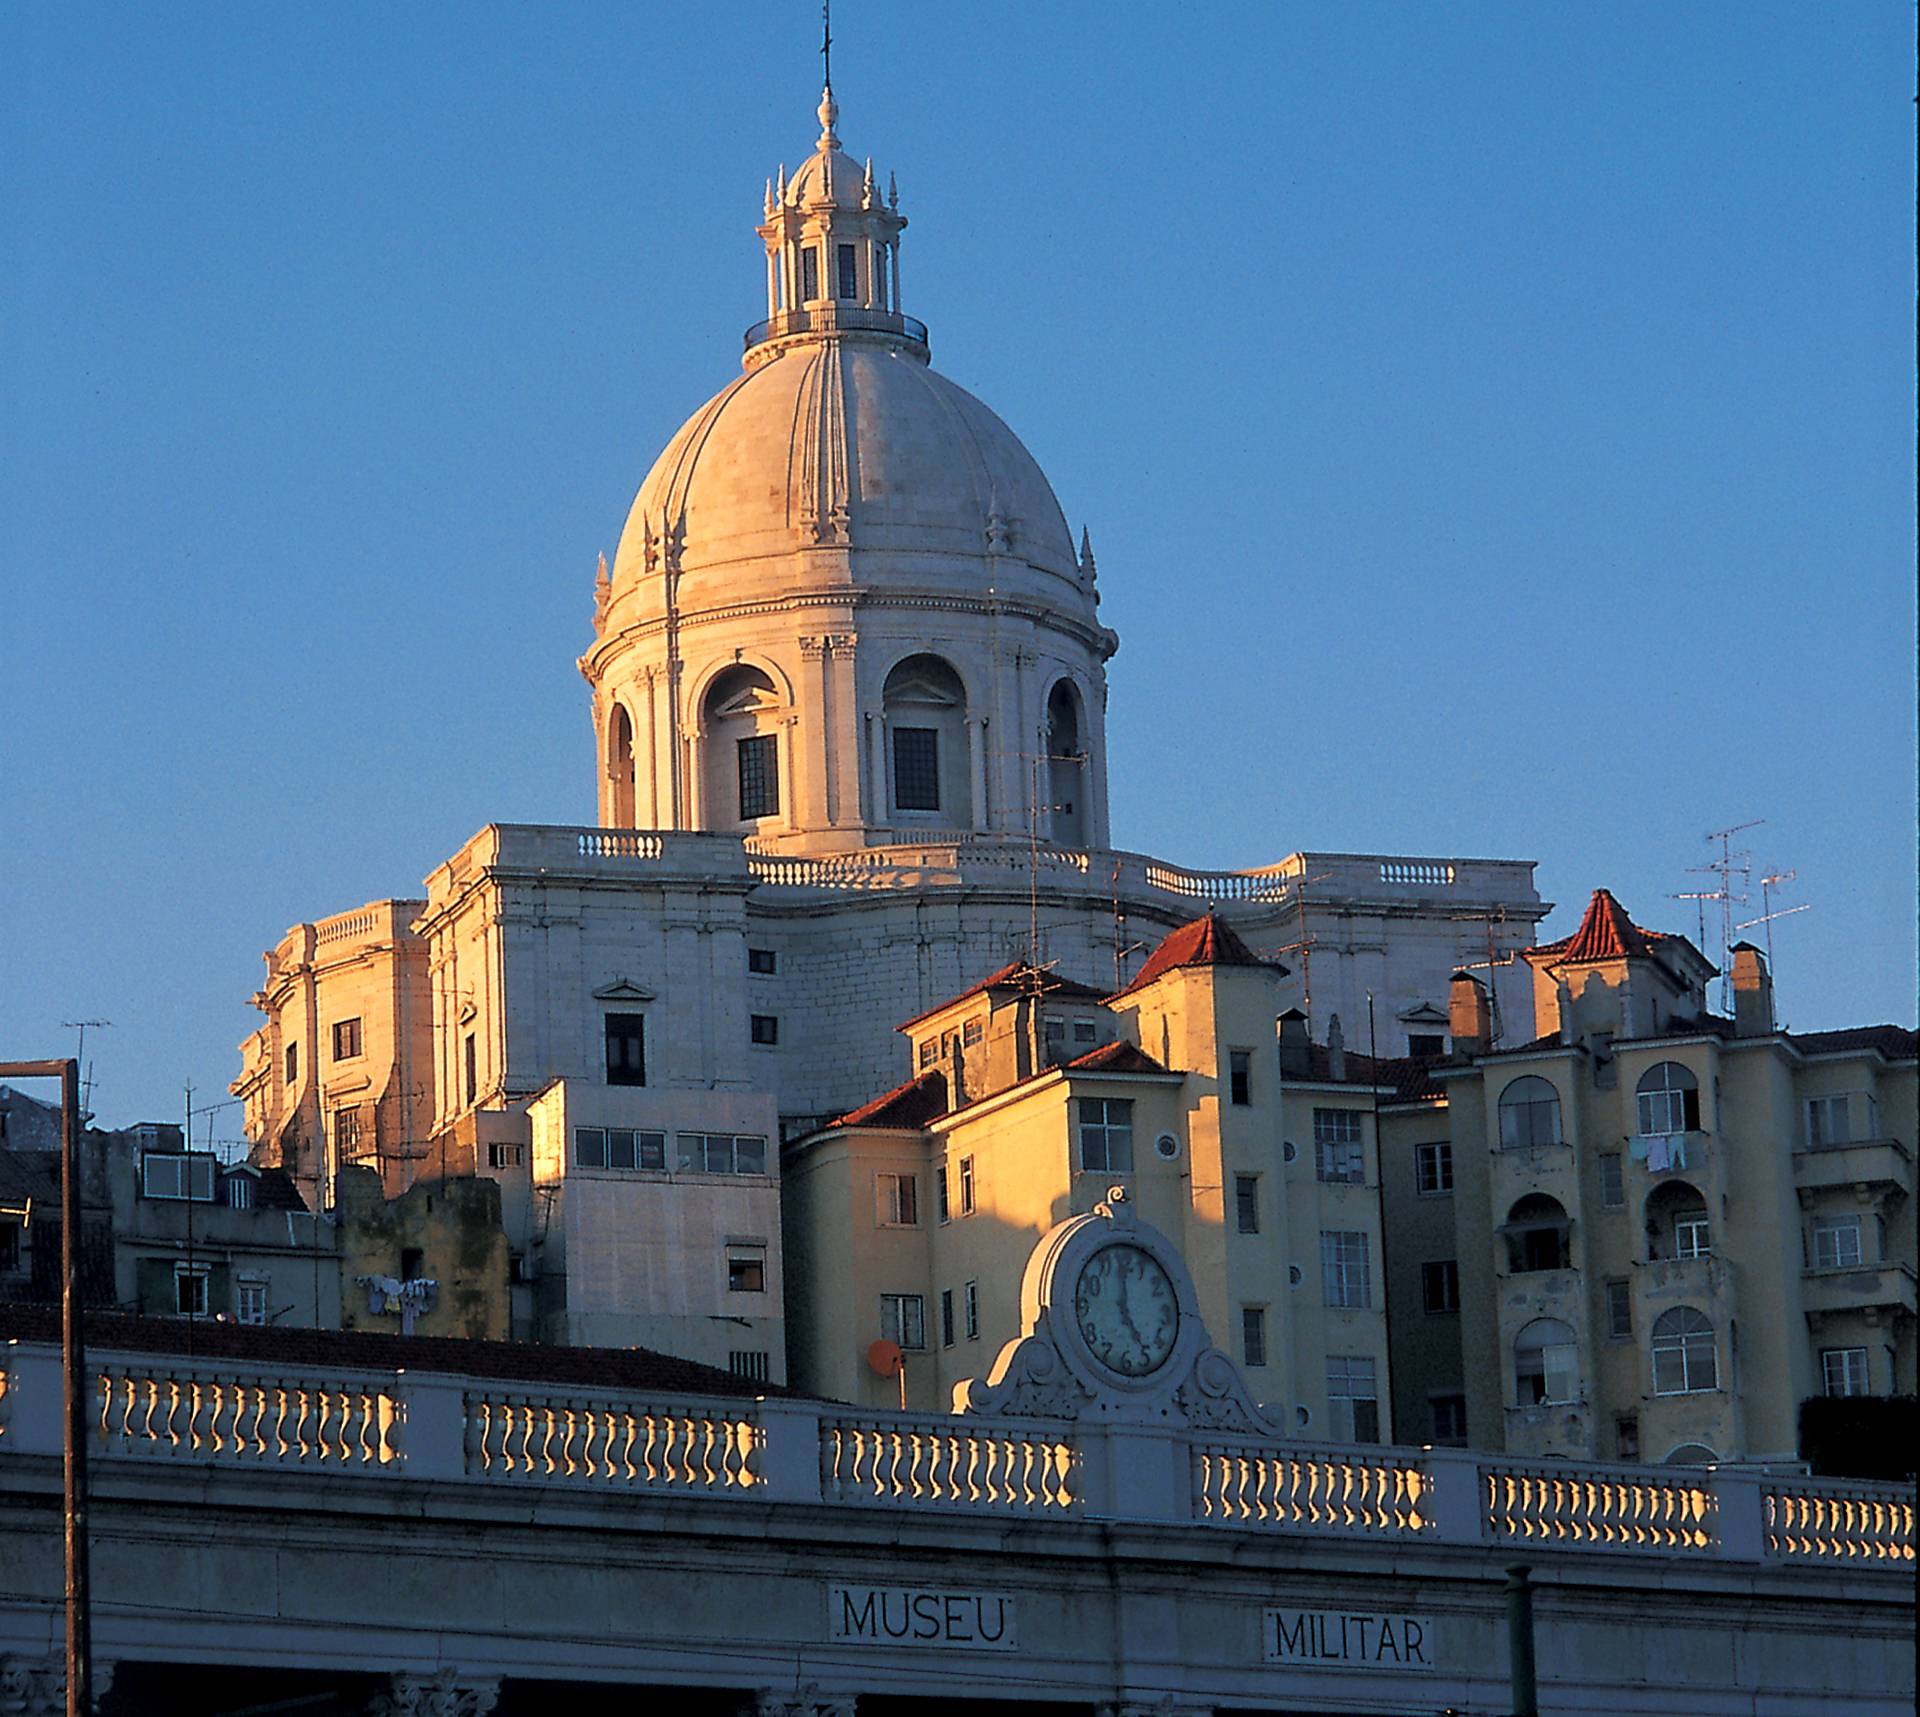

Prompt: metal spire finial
[822,0,833,93]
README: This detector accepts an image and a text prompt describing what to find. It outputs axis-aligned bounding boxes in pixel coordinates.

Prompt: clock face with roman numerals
[1071,1242,1179,1378]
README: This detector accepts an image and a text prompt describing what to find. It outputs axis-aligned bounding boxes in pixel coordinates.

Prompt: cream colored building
[783,914,1394,1440]
[1392,889,1916,1466]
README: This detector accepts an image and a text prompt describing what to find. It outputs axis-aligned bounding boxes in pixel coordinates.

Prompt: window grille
[1077,1098,1134,1172]
[1319,1230,1371,1307]
[737,734,780,820]
[892,726,940,811]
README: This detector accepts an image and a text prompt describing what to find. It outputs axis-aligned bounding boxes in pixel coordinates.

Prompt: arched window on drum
[701,665,784,831]
[882,655,971,827]
[1044,679,1087,848]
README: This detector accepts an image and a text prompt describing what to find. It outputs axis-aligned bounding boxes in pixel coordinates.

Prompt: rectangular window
[1821,1347,1870,1397]
[673,1133,770,1177]
[1407,1033,1446,1057]
[750,1013,780,1046]
[637,1130,666,1170]
[331,1017,362,1061]
[727,1249,766,1293]
[964,1280,979,1340]
[1043,1016,1067,1064]
[285,1042,298,1085]
[487,1141,526,1170]
[880,1292,926,1351]
[1420,1259,1459,1314]
[1807,1094,1852,1147]
[605,1012,646,1086]
[1599,1152,1625,1207]
[234,1279,268,1326]
[940,1288,955,1348]
[574,1126,607,1168]
[729,1350,770,1384]
[1320,1230,1372,1308]
[1638,1082,1701,1136]
[1229,1049,1252,1106]
[174,1267,210,1317]
[936,1163,950,1223]
[1431,1394,1468,1446]
[605,1129,636,1169]
[836,242,858,299]
[738,733,780,820]
[1241,1306,1267,1367]
[1312,1108,1365,1184]
[0,1223,20,1274]
[748,947,778,974]
[1077,1098,1134,1173]
[332,1106,364,1161]
[800,245,820,300]
[875,1171,919,1227]
[1326,1355,1380,1443]
[1674,1214,1712,1259]
[892,726,941,811]
[873,243,889,308]
[1811,1217,1863,1270]
[959,1155,976,1215]
[464,1031,478,1105]
[1615,1413,1641,1460]
[918,1038,938,1069]
[962,1016,983,1047]
[1234,1174,1260,1235]
[1605,1278,1632,1340]
[224,1174,254,1210]
[1414,1140,1452,1195]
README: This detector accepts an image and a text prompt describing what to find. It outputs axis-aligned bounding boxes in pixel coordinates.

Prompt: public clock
[1071,1242,1179,1378]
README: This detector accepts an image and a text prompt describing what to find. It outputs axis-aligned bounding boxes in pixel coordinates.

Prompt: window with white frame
[1810,1216,1863,1270]
[1234,1174,1260,1235]
[880,1292,926,1351]
[875,1171,919,1227]
[1674,1210,1712,1258]
[1636,1061,1700,1135]
[958,1155,976,1215]
[1414,1140,1452,1195]
[963,1279,979,1340]
[727,1248,767,1293]
[1650,1306,1717,1395]
[1821,1347,1870,1397]
[1077,1098,1134,1173]
[1312,1108,1364,1184]
[174,1266,210,1317]
[574,1128,667,1171]
[1326,1355,1379,1442]
[1498,1076,1563,1149]
[1320,1229,1372,1308]
[935,1163,950,1222]
[234,1279,268,1325]
[142,1152,215,1202]
[1514,1317,1579,1405]
[331,1017,362,1061]
[1806,1094,1852,1148]
[674,1133,768,1176]
[223,1173,254,1210]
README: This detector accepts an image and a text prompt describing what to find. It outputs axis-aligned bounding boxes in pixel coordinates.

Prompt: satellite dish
[866,1339,904,1379]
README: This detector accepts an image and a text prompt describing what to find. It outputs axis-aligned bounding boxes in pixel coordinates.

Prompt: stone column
[966,715,989,833]
[366,1669,501,1716]
[866,711,888,829]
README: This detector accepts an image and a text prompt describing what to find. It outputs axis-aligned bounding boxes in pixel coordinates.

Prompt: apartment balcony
[1503,1399,1594,1460]
[1793,1138,1913,1203]
[1635,1254,1735,1316]
[1800,1262,1917,1324]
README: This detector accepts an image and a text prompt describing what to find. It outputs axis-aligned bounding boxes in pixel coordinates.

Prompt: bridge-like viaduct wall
[0,1339,1912,1717]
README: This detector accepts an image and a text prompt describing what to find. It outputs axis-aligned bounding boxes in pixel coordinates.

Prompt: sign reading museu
[830,1586,1017,1651]
[1264,1607,1437,1671]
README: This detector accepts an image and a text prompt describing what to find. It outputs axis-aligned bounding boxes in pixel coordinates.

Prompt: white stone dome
[613,337,1079,588]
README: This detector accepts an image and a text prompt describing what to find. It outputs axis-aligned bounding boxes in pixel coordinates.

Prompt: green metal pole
[1506,1562,1538,1717]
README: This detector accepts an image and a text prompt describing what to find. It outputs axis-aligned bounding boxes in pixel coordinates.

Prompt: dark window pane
[738,734,780,820]
[800,247,820,300]
[837,243,858,298]
[606,1013,646,1086]
[893,727,940,811]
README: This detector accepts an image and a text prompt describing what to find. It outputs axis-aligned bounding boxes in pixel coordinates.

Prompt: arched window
[1644,1180,1710,1261]
[1636,1061,1700,1136]
[701,665,783,829]
[1498,1076,1562,1149]
[1665,1443,1719,1466]
[882,655,971,825]
[1045,679,1086,847]
[1504,1193,1571,1274]
[1650,1307,1717,1395]
[607,704,636,828]
[1514,1317,1579,1405]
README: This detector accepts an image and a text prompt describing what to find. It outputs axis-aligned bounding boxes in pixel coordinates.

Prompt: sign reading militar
[1265,1608,1436,1671]
[830,1586,1017,1650]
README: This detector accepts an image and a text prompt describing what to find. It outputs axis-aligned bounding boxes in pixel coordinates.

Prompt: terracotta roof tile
[1065,1040,1175,1076]
[0,1304,796,1400]
[834,1069,951,1128]
[1789,1025,1918,1061]
[1283,1047,1445,1102]
[897,961,1107,1031]
[1111,913,1272,998]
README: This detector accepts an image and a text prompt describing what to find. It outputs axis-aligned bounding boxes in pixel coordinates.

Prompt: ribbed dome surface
[613,338,1077,585]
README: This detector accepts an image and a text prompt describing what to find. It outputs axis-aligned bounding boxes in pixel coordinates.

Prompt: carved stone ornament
[591,977,655,1002]
[0,1654,63,1717]
[955,1188,1284,1435]
[741,1686,857,1717]
[366,1669,500,1717]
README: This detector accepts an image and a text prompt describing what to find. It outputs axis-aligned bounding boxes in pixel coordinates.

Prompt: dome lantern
[747,89,919,369]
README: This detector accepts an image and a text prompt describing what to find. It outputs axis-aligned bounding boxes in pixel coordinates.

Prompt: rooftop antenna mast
[61,1020,110,1123]
[1257,869,1333,1037]
[1735,867,1811,973]
[1691,819,1762,1012]
[1448,907,1517,1048]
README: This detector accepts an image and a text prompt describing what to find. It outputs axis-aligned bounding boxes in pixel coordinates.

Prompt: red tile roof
[897,961,1108,1031]
[1789,1025,1918,1062]
[834,1069,951,1128]
[1066,1039,1175,1076]
[1111,913,1272,998]
[1285,1046,1446,1102]
[1529,887,1710,975]
[0,1303,795,1399]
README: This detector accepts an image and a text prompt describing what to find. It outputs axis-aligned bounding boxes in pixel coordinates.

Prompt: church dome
[613,338,1077,586]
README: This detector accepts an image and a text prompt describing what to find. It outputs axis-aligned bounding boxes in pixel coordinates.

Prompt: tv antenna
[62,1019,110,1122]
[1735,867,1811,973]
[1448,906,1519,1047]
[1685,819,1762,1012]
[1255,870,1332,1036]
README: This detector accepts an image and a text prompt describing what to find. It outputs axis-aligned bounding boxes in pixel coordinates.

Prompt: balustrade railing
[1484,1462,1716,1551]
[820,1413,1078,1514]
[465,1387,758,1493]
[1193,1442,1430,1534]
[1765,1477,1917,1564]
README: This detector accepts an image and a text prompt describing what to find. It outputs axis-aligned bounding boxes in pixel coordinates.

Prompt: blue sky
[3,3,1912,1131]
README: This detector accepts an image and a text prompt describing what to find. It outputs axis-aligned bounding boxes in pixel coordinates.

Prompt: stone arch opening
[700,664,784,831]
[1045,678,1087,848]
[1503,1192,1571,1274]
[881,654,971,828]
[607,704,636,828]
[1644,1179,1710,1261]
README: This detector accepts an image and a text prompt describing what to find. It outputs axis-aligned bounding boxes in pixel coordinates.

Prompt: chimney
[1326,1013,1346,1082]
[1450,970,1492,1055]
[1277,1009,1310,1077]
[1731,943,1775,1037]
